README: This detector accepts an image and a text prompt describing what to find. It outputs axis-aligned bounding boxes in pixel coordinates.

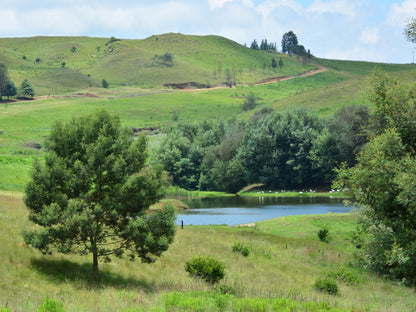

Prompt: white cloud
[307,0,358,19]
[0,0,414,63]
[209,0,233,10]
[387,0,416,28]
[360,27,379,44]
[256,0,304,17]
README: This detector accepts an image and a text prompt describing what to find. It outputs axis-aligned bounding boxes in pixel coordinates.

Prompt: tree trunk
[93,251,98,281]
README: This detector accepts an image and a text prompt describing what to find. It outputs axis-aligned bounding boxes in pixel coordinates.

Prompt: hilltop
[0,33,315,95]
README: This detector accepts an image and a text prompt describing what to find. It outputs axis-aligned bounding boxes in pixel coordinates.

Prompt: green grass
[0,34,313,95]
[1,194,415,311]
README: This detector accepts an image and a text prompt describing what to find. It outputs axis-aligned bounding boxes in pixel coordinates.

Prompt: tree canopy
[20,79,35,97]
[24,110,176,280]
[334,69,416,285]
[281,31,298,55]
[404,17,416,43]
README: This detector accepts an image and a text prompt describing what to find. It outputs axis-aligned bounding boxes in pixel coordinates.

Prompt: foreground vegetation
[1,193,415,311]
[1,34,416,311]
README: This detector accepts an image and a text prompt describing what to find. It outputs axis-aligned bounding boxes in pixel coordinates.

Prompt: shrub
[241,93,257,111]
[318,228,329,243]
[102,79,109,88]
[185,256,225,284]
[232,241,250,257]
[328,267,361,285]
[314,278,339,295]
[214,283,236,295]
[38,297,65,312]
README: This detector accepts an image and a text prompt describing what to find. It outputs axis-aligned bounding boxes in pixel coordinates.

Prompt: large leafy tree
[334,69,416,284]
[4,81,17,100]
[237,107,323,189]
[24,110,176,280]
[281,31,298,55]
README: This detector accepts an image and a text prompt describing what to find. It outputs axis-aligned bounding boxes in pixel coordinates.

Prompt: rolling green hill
[1,33,416,191]
[0,33,313,95]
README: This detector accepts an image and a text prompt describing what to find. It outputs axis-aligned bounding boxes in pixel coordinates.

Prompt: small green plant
[70,46,76,53]
[328,267,361,285]
[0,308,12,312]
[232,241,250,257]
[185,256,225,284]
[318,228,329,243]
[38,296,65,312]
[314,278,339,295]
[214,283,236,295]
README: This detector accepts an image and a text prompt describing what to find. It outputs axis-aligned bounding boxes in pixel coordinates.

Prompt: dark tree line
[154,105,371,193]
[250,39,277,51]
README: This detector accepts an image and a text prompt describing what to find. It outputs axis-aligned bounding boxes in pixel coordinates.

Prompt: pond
[176,196,352,226]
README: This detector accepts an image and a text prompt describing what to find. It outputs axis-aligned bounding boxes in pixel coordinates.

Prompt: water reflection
[176,196,352,226]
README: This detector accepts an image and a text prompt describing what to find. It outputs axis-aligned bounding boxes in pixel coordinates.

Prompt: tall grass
[1,194,415,311]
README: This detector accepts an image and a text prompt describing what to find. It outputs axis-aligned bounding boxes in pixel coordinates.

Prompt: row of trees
[249,39,277,51]
[0,63,35,101]
[153,104,370,193]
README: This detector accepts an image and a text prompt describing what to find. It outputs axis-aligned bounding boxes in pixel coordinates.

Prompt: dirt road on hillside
[2,64,328,105]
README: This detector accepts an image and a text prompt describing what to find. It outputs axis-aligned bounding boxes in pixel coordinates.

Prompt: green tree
[20,79,35,98]
[3,81,17,100]
[404,17,416,43]
[0,63,9,101]
[334,70,416,284]
[24,110,176,281]
[271,58,277,69]
[241,93,257,111]
[237,107,323,189]
[281,31,298,55]
[102,79,109,88]
[250,39,259,50]
[279,58,284,69]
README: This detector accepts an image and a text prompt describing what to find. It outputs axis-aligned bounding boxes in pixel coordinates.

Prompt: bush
[328,267,361,285]
[185,256,225,284]
[232,241,250,257]
[314,278,339,295]
[102,79,109,88]
[38,297,65,312]
[318,228,329,243]
[241,93,257,111]
[214,283,236,295]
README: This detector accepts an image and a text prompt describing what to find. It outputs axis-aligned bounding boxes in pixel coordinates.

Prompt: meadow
[1,34,416,311]
[1,192,415,311]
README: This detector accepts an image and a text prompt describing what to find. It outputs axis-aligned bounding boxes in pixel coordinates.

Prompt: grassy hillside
[0,34,312,95]
[1,193,415,311]
[1,34,416,191]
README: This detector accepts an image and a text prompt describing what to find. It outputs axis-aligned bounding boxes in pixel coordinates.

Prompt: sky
[1,0,416,64]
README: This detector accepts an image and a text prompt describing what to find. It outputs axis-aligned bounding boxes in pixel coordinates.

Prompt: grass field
[1,62,416,191]
[1,193,415,311]
[0,192,416,311]
[0,34,315,95]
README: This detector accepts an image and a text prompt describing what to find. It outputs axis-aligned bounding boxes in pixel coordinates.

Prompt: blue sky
[1,0,416,63]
